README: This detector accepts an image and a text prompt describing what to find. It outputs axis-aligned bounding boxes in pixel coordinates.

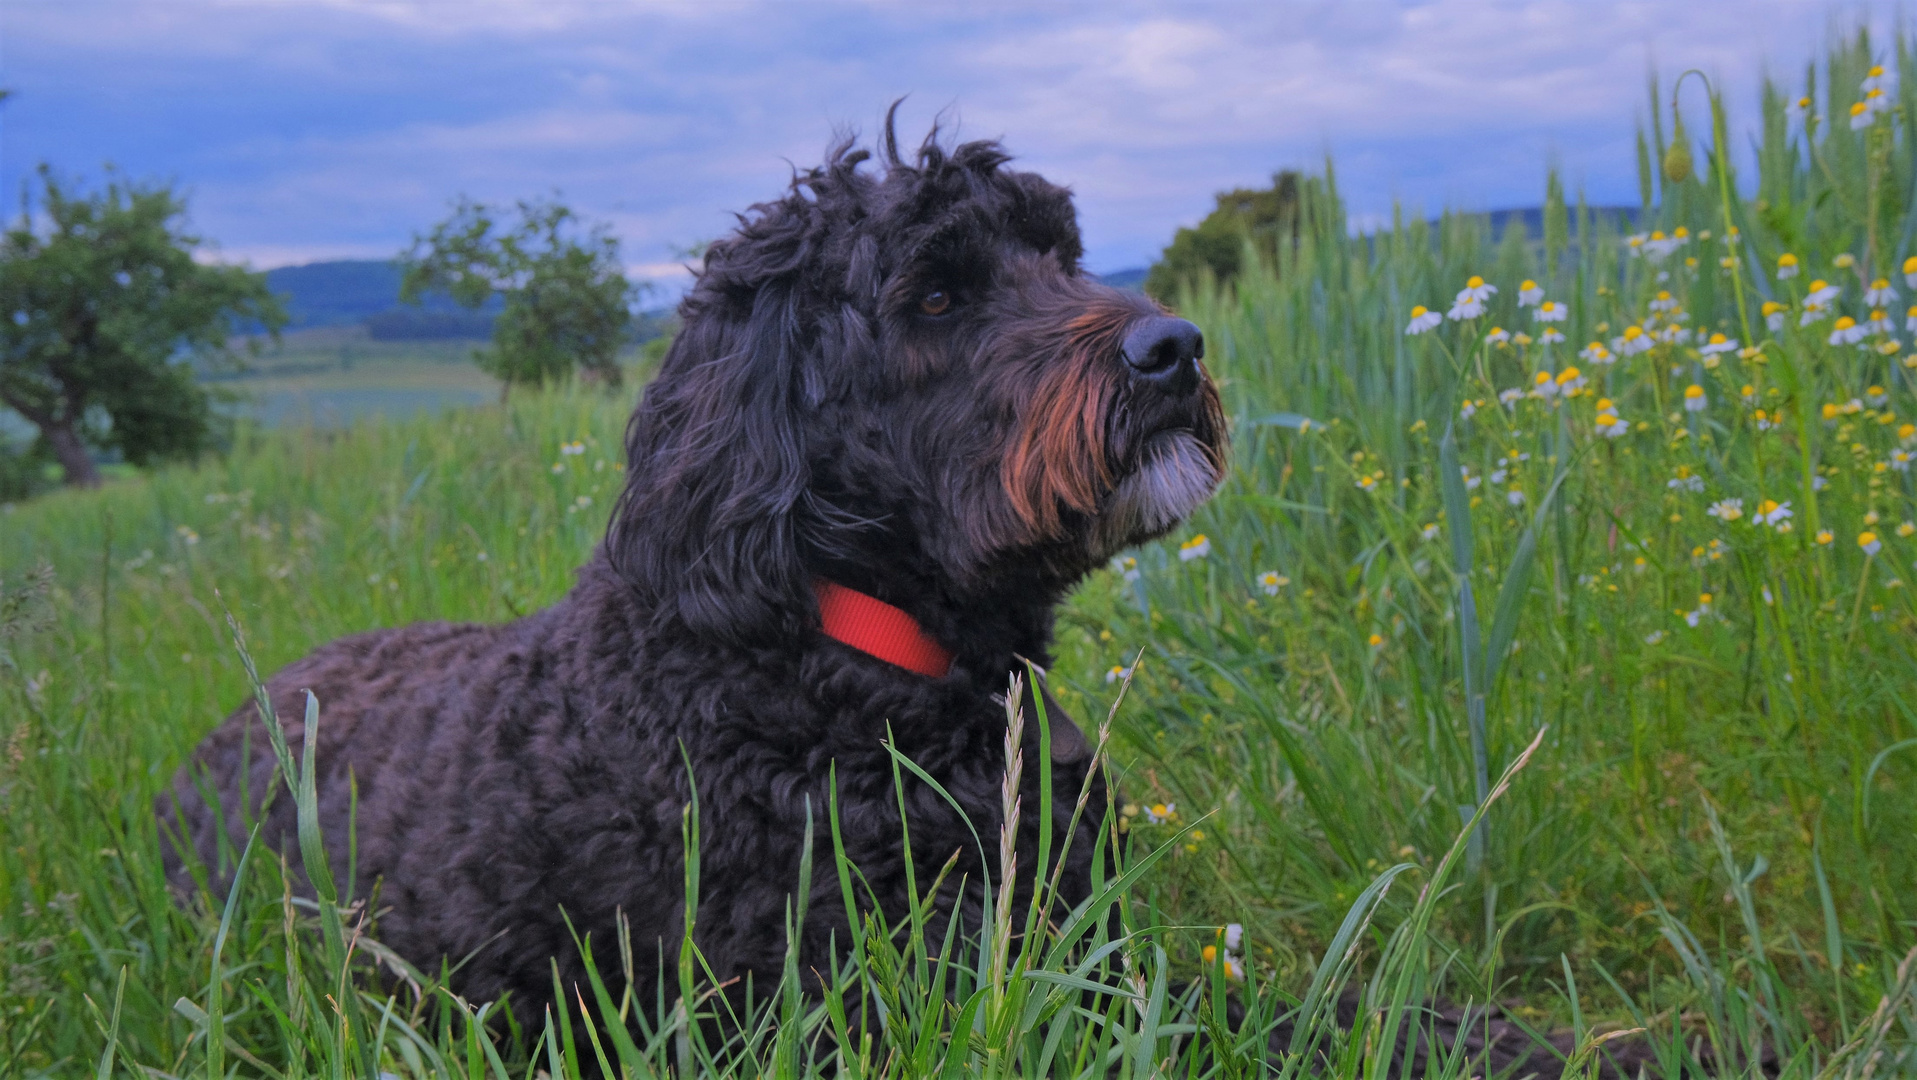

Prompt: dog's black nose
[1121,316,1204,394]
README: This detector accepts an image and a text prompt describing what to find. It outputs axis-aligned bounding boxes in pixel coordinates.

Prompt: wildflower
[1649,290,1678,313]
[1258,570,1289,595]
[1800,302,1833,327]
[1864,63,1897,95]
[1518,280,1543,306]
[560,440,586,456]
[1763,300,1787,331]
[1146,802,1177,824]
[1719,256,1737,270]
[1740,384,1758,403]
[1613,325,1653,355]
[1701,332,1738,355]
[1777,253,1800,279]
[1498,387,1524,406]
[1817,529,1835,546]
[1580,341,1613,364]
[1533,300,1568,323]
[1754,409,1777,431]
[1902,423,1917,442]
[1507,487,1525,506]
[1834,252,1857,269]
[1868,309,1894,335]
[1490,467,1509,484]
[1669,467,1705,493]
[1458,275,1496,302]
[1830,316,1868,346]
[1900,521,1917,538]
[1459,399,1478,420]
[1595,410,1629,438]
[1106,664,1134,684]
[1179,535,1211,561]
[1707,498,1744,521]
[1539,327,1565,344]
[176,525,200,546]
[1405,305,1442,334]
[1860,531,1883,556]
[1644,629,1665,645]
[1485,326,1510,344]
[1420,523,1441,541]
[1685,594,1713,627]
[1754,499,1793,527]
[1867,385,1889,407]
[1807,279,1841,305]
[1368,632,1385,647]
[1893,448,1913,472]
[1683,384,1708,412]
[1866,278,1898,306]
[1851,100,1875,130]
[551,462,566,474]
[1905,255,1917,288]
[1462,467,1481,490]
[1512,331,1533,346]
[1880,340,1903,356]
[1555,365,1586,395]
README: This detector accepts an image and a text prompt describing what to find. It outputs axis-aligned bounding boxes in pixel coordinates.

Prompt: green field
[4,37,1917,1080]
[208,326,503,429]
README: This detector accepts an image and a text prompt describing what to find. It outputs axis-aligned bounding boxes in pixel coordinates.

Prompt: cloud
[1,0,1902,277]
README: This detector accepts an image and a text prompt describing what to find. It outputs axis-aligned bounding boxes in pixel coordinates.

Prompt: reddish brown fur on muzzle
[1000,302,1139,537]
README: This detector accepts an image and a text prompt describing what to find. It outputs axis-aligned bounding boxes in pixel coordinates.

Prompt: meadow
[4,35,1917,1078]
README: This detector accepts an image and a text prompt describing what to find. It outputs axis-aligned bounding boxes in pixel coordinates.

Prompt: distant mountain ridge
[259,260,497,339]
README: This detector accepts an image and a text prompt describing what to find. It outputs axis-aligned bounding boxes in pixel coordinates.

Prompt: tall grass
[5,27,1917,1078]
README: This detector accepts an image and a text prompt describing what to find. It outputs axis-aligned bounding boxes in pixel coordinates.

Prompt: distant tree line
[1144,171,1307,303]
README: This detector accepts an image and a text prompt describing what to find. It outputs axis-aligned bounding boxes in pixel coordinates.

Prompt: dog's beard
[1095,430,1220,554]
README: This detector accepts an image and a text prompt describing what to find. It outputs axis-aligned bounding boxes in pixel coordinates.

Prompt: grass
[6,28,1917,1078]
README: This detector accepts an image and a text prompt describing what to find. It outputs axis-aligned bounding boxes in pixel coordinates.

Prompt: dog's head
[608,120,1226,646]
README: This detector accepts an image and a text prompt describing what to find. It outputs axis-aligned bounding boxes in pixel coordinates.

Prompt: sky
[0,1,1906,290]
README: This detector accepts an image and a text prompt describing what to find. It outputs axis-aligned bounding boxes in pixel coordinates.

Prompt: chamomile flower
[1579,341,1613,364]
[1861,531,1883,556]
[1649,290,1678,313]
[1106,664,1133,684]
[1490,466,1509,484]
[1498,387,1524,406]
[1741,384,1758,403]
[1457,275,1496,302]
[1258,570,1288,595]
[1459,399,1478,420]
[1613,325,1653,355]
[1893,448,1913,472]
[1113,555,1141,583]
[1834,253,1857,269]
[1485,326,1510,345]
[1900,521,1917,538]
[1807,279,1842,305]
[1777,253,1801,279]
[1531,371,1558,399]
[1869,309,1895,335]
[1405,305,1442,334]
[1421,523,1441,541]
[1754,499,1793,527]
[1539,327,1566,344]
[1668,468,1706,493]
[1830,316,1868,345]
[1905,256,1917,288]
[1595,410,1629,438]
[1701,333,1738,355]
[1357,474,1379,491]
[1851,101,1875,130]
[1462,467,1482,490]
[1707,498,1744,521]
[1754,409,1778,431]
[1684,384,1708,412]
[560,439,586,456]
[1534,299,1568,322]
[1555,365,1586,395]
[1178,534,1212,561]
[1864,63,1897,95]
[1865,278,1899,306]
[1507,487,1525,506]
[1763,300,1787,331]
[1645,629,1666,645]
[1867,385,1890,407]
[1146,802,1177,824]
[1817,529,1835,546]
[1448,294,1487,320]
[1865,86,1892,115]
[1801,301,1832,327]
[1685,593,1713,627]
[1518,279,1543,306]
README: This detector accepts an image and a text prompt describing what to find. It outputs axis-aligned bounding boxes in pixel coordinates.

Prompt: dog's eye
[919,290,952,316]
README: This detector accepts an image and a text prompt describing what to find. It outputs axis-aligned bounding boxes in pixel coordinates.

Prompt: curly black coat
[159,124,1227,1027]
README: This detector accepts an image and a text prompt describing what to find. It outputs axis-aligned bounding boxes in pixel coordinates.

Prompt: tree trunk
[44,420,101,488]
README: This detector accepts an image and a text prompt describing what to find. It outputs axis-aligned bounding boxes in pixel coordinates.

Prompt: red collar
[815,581,954,678]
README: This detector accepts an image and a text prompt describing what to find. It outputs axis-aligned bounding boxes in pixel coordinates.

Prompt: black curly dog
[160,122,1227,1028]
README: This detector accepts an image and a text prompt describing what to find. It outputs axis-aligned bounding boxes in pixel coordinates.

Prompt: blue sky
[0,1,1902,289]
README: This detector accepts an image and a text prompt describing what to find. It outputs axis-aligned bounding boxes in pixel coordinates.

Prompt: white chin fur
[1097,431,1219,551]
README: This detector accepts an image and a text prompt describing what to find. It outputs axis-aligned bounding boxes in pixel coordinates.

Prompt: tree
[399,199,636,395]
[1145,171,1305,303]
[0,167,285,488]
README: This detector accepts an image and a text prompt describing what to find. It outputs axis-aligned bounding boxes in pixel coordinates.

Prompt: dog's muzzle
[1121,316,1205,398]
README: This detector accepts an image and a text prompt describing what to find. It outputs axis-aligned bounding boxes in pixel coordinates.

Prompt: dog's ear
[607,279,813,645]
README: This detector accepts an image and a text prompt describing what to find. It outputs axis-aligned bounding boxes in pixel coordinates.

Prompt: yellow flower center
[1684,385,1704,399]
[1779,254,1798,266]
[1410,305,1428,318]
[1556,366,1581,384]
[1860,532,1879,548]
[1465,276,1484,288]
[1835,316,1857,330]
[1520,279,1537,290]
[1623,326,1643,339]
[1852,101,1870,116]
